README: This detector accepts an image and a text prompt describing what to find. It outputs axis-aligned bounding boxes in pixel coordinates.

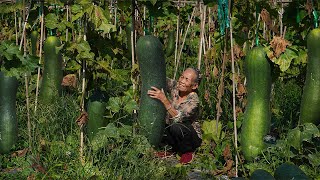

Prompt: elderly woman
[147,67,202,164]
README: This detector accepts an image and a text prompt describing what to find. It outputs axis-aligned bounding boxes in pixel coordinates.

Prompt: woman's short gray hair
[187,67,202,85]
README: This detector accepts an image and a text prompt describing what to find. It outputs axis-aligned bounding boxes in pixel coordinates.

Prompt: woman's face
[178,69,198,94]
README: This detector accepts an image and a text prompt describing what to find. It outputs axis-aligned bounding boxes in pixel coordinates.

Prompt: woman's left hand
[147,86,166,102]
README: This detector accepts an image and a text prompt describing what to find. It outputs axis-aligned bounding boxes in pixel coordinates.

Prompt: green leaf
[97,22,116,36]
[108,97,122,113]
[287,127,301,150]
[71,4,82,14]
[45,13,59,29]
[91,123,120,152]
[118,125,132,137]
[202,120,225,143]
[308,152,320,167]
[123,99,138,114]
[273,48,298,72]
[301,123,320,142]
[76,41,91,52]
[294,49,307,65]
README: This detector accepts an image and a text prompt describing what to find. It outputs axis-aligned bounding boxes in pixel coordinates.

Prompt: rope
[217,0,230,35]
[311,0,319,28]
[255,4,259,46]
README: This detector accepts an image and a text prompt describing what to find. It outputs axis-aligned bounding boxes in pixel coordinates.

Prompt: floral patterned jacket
[166,78,202,138]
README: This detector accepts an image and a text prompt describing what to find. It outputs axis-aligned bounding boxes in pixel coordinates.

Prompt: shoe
[179,152,194,164]
[154,151,174,158]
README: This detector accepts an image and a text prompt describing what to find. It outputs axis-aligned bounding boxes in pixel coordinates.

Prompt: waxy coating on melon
[136,35,166,147]
[39,36,63,104]
[300,28,320,125]
[0,72,18,154]
[240,47,272,161]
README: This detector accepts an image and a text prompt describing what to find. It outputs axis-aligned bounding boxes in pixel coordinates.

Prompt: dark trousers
[162,123,202,154]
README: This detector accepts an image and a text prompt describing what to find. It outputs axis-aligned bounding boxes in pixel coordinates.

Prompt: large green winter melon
[136,35,166,147]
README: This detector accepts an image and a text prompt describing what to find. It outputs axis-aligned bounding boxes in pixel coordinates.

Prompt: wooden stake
[20,0,32,152]
[197,3,206,69]
[173,0,180,79]
[35,0,44,113]
[66,5,69,42]
[230,15,238,178]
[15,11,18,45]
[208,8,211,49]
[174,6,196,79]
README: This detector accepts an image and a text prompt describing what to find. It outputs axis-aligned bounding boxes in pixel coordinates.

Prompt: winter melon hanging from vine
[240,47,272,161]
[136,35,166,147]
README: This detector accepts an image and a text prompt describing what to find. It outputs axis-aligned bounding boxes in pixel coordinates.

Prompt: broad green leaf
[91,123,120,152]
[108,97,122,113]
[301,123,320,142]
[202,120,225,143]
[76,41,91,52]
[71,4,82,14]
[308,152,320,167]
[45,13,59,29]
[77,51,94,60]
[287,127,301,150]
[118,125,132,137]
[97,22,116,36]
[124,99,138,114]
[294,50,307,65]
[273,48,298,72]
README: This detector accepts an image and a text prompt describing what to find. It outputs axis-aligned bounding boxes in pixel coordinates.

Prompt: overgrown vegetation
[0,0,320,179]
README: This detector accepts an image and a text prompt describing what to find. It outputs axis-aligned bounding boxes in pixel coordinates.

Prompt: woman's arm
[147,86,178,117]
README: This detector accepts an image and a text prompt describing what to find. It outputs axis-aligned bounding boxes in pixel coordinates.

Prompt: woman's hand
[147,86,166,102]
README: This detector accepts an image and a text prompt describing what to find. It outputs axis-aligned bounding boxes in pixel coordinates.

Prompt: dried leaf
[31,163,46,174]
[76,111,88,126]
[261,9,272,27]
[27,174,36,180]
[213,66,219,78]
[223,144,232,161]
[61,74,77,88]
[237,83,246,97]
[260,8,279,34]
[270,36,290,58]
[235,106,243,115]
[305,0,313,17]
[233,44,244,59]
[2,167,23,173]
[11,148,29,158]
[204,90,210,102]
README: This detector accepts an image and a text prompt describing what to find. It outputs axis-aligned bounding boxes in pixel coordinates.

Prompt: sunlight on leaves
[202,120,225,143]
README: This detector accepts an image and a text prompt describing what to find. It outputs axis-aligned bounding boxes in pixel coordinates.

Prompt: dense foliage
[0,0,319,179]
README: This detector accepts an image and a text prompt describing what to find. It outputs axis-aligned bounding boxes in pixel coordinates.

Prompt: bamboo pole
[208,8,211,49]
[174,7,196,79]
[35,0,44,113]
[173,0,180,79]
[79,16,88,163]
[197,3,205,69]
[229,14,238,178]
[197,4,206,69]
[19,0,32,152]
[15,11,18,45]
[66,5,69,42]
[143,6,146,36]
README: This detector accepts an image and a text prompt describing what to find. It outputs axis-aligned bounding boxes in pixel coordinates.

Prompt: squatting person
[147,67,202,164]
